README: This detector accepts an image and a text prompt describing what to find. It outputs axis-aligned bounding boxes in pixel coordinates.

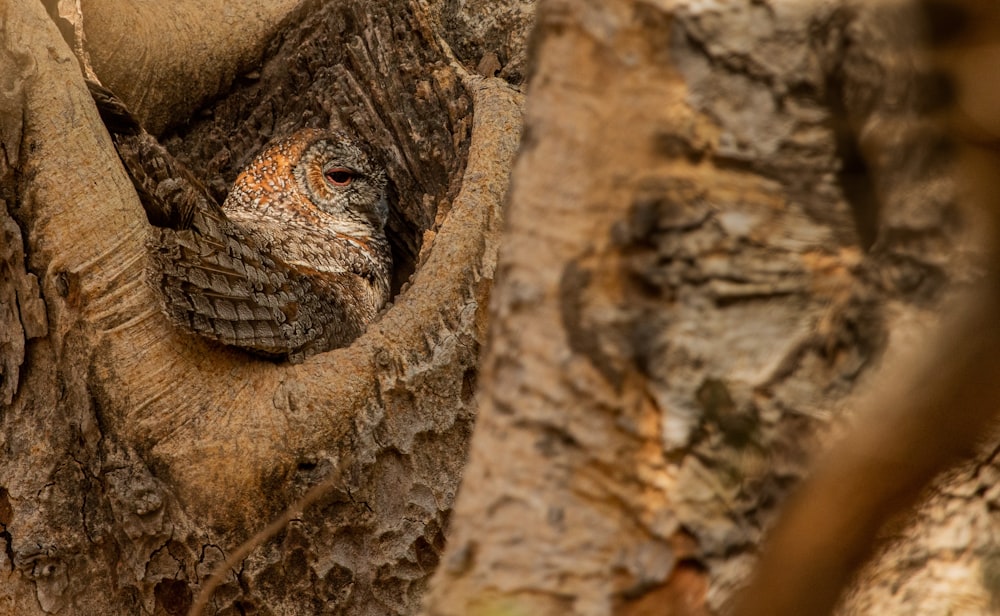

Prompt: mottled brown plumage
[89,81,391,362]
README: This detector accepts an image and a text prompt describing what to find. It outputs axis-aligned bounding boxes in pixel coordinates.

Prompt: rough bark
[423,1,991,615]
[423,0,536,85]
[0,0,520,613]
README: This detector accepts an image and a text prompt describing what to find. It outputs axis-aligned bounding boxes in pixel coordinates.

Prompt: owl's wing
[88,79,219,230]
[148,224,345,360]
[89,80,343,360]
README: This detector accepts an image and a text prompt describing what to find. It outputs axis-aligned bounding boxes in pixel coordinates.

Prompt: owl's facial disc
[286,130,389,238]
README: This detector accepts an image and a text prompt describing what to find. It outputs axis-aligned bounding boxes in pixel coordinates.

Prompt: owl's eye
[324,168,355,186]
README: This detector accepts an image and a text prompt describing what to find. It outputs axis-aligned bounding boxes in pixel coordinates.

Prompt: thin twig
[186,460,350,616]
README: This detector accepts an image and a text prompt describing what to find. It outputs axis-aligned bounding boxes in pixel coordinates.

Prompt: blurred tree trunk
[2,0,998,615]
[423,1,997,615]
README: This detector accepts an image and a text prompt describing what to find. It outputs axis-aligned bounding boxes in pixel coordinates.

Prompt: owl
[88,80,392,362]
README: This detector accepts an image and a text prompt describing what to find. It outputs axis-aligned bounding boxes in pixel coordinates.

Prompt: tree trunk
[1,0,520,613]
[3,0,998,615]
[423,1,995,615]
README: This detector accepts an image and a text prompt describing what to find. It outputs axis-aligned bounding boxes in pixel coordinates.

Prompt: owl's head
[291,129,389,233]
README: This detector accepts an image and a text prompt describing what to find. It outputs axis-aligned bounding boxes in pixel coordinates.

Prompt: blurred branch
[732,1,1000,614]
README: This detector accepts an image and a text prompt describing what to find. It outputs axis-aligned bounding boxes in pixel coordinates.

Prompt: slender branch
[187,457,350,616]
